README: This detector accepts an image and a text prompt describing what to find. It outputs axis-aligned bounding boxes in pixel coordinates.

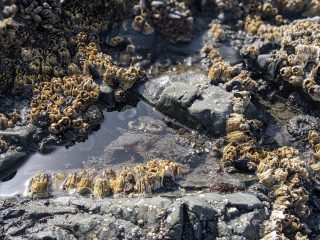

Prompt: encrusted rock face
[147,0,194,43]
[0,192,266,239]
[30,75,100,134]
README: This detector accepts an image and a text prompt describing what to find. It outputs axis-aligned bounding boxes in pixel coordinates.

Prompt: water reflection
[0,100,165,196]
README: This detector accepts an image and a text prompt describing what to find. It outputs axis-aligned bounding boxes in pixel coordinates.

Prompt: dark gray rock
[164,201,184,239]
[229,209,266,239]
[0,192,266,239]
[137,71,233,135]
[217,45,242,66]
[181,196,216,221]
[0,124,37,149]
[99,84,116,108]
[225,192,263,211]
[188,85,233,135]
[257,54,274,70]
[0,150,26,174]
[137,71,209,105]
[157,82,198,110]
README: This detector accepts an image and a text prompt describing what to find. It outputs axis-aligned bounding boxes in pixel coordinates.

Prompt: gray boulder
[136,71,234,135]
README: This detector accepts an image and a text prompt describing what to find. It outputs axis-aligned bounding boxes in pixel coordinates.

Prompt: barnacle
[303,0,320,17]
[27,173,50,199]
[93,176,112,198]
[52,173,66,190]
[209,23,226,42]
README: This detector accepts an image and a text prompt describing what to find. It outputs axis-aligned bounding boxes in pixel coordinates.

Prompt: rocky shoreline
[2,0,320,239]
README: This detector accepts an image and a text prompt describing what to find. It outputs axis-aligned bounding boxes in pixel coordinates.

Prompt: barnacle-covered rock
[75,36,146,91]
[245,15,263,34]
[136,0,193,43]
[256,147,310,238]
[0,137,8,153]
[209,23,226,42]
[26,159,184,199]
[252,20,320,102]
[275,0,306,15]
[30,75,100,134]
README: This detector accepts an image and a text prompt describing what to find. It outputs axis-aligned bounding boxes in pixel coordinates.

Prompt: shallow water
[0,100,168,197]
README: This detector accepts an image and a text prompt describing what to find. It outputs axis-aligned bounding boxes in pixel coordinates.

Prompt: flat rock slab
[0,192,266,239]
[136,71,233,135]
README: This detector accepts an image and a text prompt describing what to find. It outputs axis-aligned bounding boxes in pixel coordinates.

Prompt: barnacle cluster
[201,43,257,92]
[0,111,21,130]
[259,147,309,239]
[0,0,148,135]
[131,0,193,43]
[0,137,8,153]
[308,130,320,167]
[30,75,101,134]
[221,89,263,171]
[243,19,320,102]
[27,159,183,199]
[208,23,226,42]
[77,38,146,91]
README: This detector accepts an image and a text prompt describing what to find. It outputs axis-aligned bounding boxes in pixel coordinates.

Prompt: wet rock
[188,85,233,135]
[0,192,267,239]
[86,128,205,169]
[225,192,263,211]
[265,124,295,147]
[0,150,26,174]
[229,209,266,239]
[0,124,36,150]
[99,84,116,108]
[157,82,198,110]
[137,71,209,104]
[217,45,242,66]
[137,71,233,135]
[118,20,157,54]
